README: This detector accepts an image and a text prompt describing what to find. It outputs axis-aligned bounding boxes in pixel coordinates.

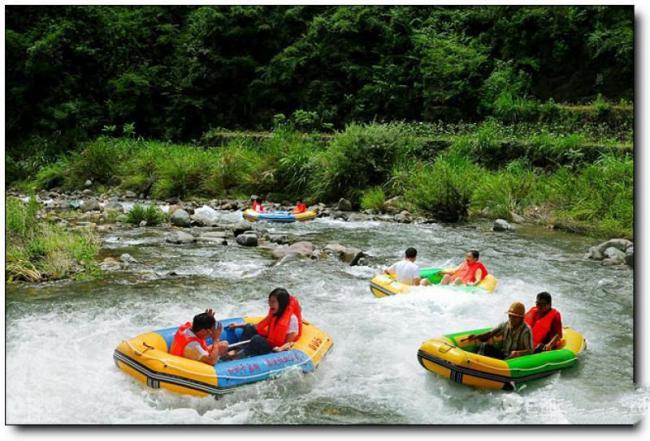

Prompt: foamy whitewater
[5,214,646,424]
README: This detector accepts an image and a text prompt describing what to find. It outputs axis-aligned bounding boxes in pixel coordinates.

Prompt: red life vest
[454,261,488,283]
[169,322,210,356]
[256,296,303,348]
[252,201,265,212]
[525,307,562,348]
[293,203,307,214]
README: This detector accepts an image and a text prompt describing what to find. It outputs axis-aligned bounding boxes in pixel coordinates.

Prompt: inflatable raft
[113,316,333,397]
[243,209,317,223]
[370,267,497,298]
[417,326,586,390]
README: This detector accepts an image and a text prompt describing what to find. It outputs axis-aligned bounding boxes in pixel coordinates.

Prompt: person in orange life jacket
[227,288,302,358]
[250,195,265,213]
[440,250,488,286]
[384,247,431,286]
[525,292,563,353]
[463,302,533,360]
[169,309,230,365]
[292,199,307,214]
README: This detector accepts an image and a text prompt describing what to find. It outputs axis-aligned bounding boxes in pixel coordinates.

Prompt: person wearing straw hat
[464,302,533,360]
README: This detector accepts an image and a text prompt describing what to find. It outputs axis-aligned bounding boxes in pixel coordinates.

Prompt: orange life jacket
[252,201,265,212]
[256,296,303,348]
[454,261,488,283]
[525,307,562,348]
[293,203,307,214]
[170,322,209,356]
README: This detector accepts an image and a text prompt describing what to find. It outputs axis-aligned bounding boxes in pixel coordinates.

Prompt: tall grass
[360,187,386,212]
[6,197,100,282]
[126,204,167,226]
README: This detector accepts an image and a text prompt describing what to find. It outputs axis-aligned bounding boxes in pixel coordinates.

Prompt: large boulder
[596,239,633,254]
[602,247,626,266]
[233,222,253,237]
[493,219,513,232]
[191,205,219,226]
[271,241,315,260]
[170,209,191,227]
[325,243,365,266]
[165,231,196,244]
[80,198,101,212]
[199,231,230,245]
[236,233,258,247]
[625,246,634,267]
[586,246,604,260]
[337,198,353,211]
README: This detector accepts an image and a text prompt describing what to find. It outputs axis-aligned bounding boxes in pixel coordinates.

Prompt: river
[5,211,645,424]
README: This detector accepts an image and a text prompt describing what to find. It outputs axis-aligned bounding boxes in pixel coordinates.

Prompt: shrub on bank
[360,187,386,212]
[6,197,100,282]
[126,204,167,226]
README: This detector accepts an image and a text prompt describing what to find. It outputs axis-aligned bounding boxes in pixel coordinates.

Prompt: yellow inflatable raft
[417,326,586,390]
[114,316,333,397]
[370,267,497,298]
[243,209,318,223]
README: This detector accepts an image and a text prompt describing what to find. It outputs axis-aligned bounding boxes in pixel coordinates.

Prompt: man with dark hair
[384,247,424,285]
[170,309,229,365]
[525,292,563,352]
[464,302,533,360]
[440,249,488,286]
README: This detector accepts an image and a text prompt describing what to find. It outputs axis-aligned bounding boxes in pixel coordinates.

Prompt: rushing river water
[5,211,645,424]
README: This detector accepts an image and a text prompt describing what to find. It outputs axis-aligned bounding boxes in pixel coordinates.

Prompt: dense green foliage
[23,122,633,238]
[6,197,100,282]
[126,204,167,226]
[6,5,633,182]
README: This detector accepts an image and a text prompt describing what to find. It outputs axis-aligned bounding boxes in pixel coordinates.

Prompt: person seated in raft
[226,288,302,358]
[525,292,563,353]
[384,247,430,286]
[439,250,488,287]
[463,302,533,360]
[250,195,265,213]
[169,310,230,365]
[292,199,307,214]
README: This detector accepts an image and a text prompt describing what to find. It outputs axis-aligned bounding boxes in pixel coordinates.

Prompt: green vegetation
[360,187,386,212]
[6,197,101,282]
[126,204,167,226]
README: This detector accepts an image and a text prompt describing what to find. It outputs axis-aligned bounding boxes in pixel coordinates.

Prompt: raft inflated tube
[113,316,333,397]
[243,209,317,223]
[417,326,586,390]
[370,267,497,298]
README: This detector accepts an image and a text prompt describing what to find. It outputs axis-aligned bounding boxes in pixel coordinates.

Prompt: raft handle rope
[121,334,331,380]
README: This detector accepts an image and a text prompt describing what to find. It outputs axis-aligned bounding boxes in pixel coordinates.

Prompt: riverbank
[5,187,633,285]
[15,120,633,240]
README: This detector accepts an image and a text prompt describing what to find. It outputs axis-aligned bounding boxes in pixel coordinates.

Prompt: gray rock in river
[394,210,412,224]
[100,257,121,271]
[271,241,315,260]
[325,243,366,266]
[233,222,253,236]
[493,219,513,232]
[191,205,219,226]
[337,198,353,211]
[120,253,138,264]
[170,209,191,227]
[602,247,626,266]
[586,246,604,260]
[80,198,101,212]
[165,231,196,244]
[596,238,633,254]
[105,200,124,211]
[625,246,634,267]
[236,233,258,247]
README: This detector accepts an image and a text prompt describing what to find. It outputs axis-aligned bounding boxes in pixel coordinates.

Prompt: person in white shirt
[384,247,430,286]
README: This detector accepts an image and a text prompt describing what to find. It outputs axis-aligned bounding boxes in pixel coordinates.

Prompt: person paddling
[439,250,488,287]
[169,309,230,365]
[227,288,302,358]
[463,302,533,360]
[525,292,563,353]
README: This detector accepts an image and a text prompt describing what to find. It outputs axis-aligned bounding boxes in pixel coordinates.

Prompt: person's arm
[509,327,534,359]
[273,332,298,352]
[465,323,503,343]
[467,268,483,286]
[200,321,224,365]
[384,263,396,275]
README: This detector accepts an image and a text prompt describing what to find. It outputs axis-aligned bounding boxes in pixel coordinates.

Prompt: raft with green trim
[417,326,586,390]
[370,267,497,298]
